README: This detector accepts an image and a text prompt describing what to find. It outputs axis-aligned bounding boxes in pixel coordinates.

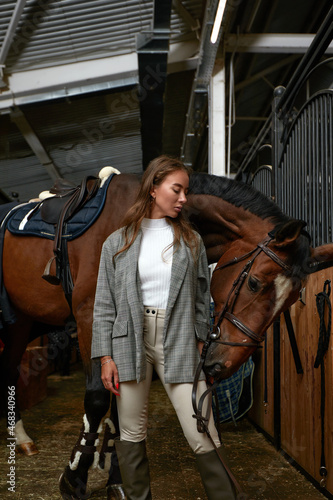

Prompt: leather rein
[191,234,293,498]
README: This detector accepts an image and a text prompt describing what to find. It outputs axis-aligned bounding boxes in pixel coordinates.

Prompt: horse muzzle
[203,361,225,382]
[203,340,241,381]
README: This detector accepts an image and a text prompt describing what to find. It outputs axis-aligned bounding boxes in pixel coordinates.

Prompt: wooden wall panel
[249,324,275,439]
[250,269,333,495]
[280,269,333,493]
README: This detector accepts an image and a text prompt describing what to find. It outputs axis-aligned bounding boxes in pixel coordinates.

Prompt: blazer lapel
[126,231,144,331]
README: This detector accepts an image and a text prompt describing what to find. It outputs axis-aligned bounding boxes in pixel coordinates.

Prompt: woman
[91,155,236,500]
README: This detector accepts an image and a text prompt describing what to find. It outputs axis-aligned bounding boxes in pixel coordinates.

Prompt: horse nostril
[213,363,222,374]
[204,362,223,380]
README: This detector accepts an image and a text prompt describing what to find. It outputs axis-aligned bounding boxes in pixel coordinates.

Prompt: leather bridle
[192,234,293,421]
[191,234,293,498]
[210,234,292,348]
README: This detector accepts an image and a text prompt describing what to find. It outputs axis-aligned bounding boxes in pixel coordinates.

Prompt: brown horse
[1,170,332,499]
[186,174,333,381]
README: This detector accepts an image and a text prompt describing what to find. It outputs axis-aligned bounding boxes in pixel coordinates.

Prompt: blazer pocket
[112,320,128,338]
[195,320,210,341]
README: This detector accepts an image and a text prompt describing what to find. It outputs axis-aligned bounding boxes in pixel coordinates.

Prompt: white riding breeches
[116,307,221,454]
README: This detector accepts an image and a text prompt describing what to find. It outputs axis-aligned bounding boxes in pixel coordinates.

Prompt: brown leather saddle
[41,175,101,285]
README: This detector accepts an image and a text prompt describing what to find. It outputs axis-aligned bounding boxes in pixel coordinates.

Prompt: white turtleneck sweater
[138,218,174,309]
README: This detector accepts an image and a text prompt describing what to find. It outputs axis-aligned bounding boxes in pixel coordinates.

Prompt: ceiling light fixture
[210,0,227,44]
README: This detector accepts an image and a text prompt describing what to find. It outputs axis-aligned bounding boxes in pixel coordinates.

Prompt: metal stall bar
[302,103,309,235]
[235,115,271,182]
[320,96,325,244]
[327,95,333,241]
[277,5,333,118]
[274,87,333,247]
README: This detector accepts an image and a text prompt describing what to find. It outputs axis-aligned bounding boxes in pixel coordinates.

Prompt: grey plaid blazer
[91,227,210,383]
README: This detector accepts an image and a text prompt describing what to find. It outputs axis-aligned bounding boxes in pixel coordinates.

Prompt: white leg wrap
[12,419,33,445]
[104,417,116,434]
[69,451,81,471]
[69,414,102,471]
[92,451,100,469]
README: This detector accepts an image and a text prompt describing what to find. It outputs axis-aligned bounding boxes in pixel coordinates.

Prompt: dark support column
[271,86,285,203]
[137,0,172,169]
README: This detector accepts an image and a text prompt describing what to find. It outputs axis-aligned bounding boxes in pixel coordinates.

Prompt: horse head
[205,218,333,381]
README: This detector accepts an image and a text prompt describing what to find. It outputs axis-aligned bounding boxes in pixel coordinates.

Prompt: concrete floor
[0,363,328,500]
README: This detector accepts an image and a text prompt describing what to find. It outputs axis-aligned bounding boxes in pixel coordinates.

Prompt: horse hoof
[16,442,39,456]
[59,472,91,500]
[107,484,126,500]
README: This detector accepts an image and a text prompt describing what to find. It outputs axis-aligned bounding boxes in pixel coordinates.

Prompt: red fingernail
[116,383,119,389]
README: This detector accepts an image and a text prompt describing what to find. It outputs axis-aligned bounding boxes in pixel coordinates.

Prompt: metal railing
[250,165,272,199]
[237,5,333,246]
[275,90,333,246]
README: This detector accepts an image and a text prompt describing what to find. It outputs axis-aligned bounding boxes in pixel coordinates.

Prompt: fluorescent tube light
[210,0,227,44]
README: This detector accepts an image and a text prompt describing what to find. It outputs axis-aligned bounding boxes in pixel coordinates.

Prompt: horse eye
[247,275,261,293]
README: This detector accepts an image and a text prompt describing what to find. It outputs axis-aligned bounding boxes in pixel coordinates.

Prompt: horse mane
[189,173,310,278]
[189,172,288,224]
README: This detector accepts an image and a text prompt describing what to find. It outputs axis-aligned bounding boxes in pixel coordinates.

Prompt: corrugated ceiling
[0,0,204,201]
[1,0,203,71]
[1,87,143,202]
[0,0,332,202]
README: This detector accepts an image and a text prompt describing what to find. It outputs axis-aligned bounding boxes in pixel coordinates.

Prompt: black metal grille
[275,91,333,246]
[236,7,333,248]
[250,166,272,199]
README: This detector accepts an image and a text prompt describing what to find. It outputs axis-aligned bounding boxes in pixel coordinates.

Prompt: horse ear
[271,220,307,248]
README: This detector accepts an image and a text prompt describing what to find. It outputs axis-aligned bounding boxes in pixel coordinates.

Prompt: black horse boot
[195,447,237,500]
[99,418,125,500]
[114,438,152,500]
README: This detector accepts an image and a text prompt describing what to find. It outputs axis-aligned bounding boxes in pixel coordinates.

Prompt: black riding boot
[195,446,237,500]
[114,438,152,500]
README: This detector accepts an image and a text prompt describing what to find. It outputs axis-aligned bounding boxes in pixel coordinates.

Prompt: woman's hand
[101,357,120,396]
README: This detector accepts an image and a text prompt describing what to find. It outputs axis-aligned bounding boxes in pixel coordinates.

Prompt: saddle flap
[40,190,79,225]
[40,175,100,225]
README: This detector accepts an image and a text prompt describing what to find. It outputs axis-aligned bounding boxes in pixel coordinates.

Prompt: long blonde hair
[114,155,199,260]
